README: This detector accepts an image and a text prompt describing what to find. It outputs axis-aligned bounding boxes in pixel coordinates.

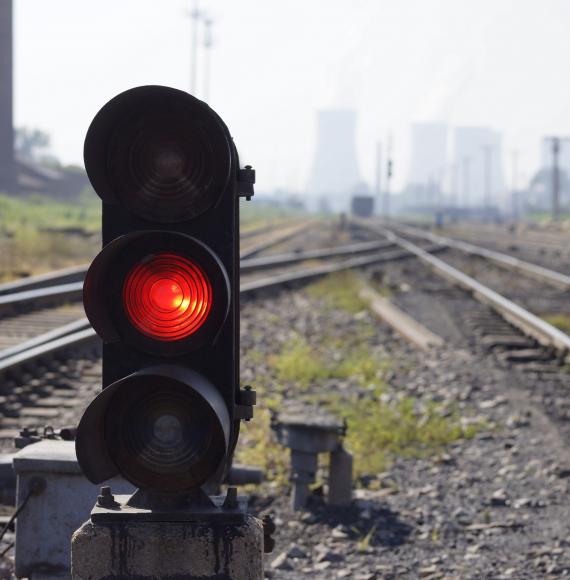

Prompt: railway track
[437,223,570,275]
[4,217,569,448]
[3,219,570,577]
[0,219,316,298]
[351,221,570,444]
[359,221,570,359]
[394,223,570,288]
[0,219,327,355]
[0,228,436,354]
[0,225,429,448]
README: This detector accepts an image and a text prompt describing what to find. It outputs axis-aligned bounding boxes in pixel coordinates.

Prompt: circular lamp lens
[109,119,218,222]
[84,87,232,223]
[106,378,227,491]
[123,253,213,341]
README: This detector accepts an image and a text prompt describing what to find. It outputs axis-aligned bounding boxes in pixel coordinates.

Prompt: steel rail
[239,220,318,259]
[369,225,570,357]
[0,239,396,310]
[0,243,437,376]
[441,228,570,254]
[239,246,442,293]
[0,327,97,377]
[0,318,91,362]
[0,221,311,296]
[0,265,88,297]
[0,282,84,315]
[240,239,394,271]
[240,219,300,240]
[389,223,570,291]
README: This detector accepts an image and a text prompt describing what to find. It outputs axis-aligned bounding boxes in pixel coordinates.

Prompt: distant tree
[528,167,570,209]
[15,127,52,162]
[530,167,570,195]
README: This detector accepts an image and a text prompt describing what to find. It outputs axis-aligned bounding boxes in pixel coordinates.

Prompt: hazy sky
[14,0,570,193]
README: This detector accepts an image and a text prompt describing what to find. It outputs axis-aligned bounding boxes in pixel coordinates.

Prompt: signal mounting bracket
[236,386,256,420]
[238,165,255,200]
[91,493,248,524]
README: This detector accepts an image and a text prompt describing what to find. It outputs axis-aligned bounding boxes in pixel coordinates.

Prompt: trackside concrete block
[71,515,264,580]
[12,440,134,579]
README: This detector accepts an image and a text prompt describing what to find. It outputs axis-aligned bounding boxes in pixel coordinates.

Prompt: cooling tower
[306,110,361,210]
[407,123,448,186]
[454,126,504,206]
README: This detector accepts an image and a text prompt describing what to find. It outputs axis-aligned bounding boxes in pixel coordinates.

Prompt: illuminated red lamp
[123,253,213,342]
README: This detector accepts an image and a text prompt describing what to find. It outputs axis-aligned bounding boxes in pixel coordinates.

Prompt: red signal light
[123,253,212,341]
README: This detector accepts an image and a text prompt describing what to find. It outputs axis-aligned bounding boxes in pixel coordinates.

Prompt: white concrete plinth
[12,440,134,579]
[71,515,264,580]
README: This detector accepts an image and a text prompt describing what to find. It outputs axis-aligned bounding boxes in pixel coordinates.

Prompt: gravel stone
[241,272,570,579]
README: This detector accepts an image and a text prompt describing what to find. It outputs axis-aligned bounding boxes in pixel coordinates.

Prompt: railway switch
[76,85,255,503]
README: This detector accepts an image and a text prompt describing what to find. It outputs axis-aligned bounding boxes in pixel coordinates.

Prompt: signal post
[70,86,264,579]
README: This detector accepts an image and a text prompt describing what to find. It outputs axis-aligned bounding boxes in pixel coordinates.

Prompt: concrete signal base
[71,515,264,580]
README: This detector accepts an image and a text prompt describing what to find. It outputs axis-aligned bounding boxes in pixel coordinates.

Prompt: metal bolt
[97,486,118,508]
[43,425,56,439]
[59,427,77,441]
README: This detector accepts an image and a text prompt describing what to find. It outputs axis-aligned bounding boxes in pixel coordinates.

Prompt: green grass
[269,336,479,478]
[237,263,488,487]
[338,396,480,477]
[526,211,570,223]
[0,192,100,235]
[234,405,290,489]
[335,345,391,390]
[0,192,306,238]
[543,314,570,334]
[307,271,368,313]
[0,192,101,279]
[0,192,308,279]
[234,371,290,489]
[272,338,331,384]
[271,337,389,391]
[239,202,307,228]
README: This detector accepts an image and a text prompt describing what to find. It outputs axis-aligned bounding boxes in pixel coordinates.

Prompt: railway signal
[75,85,256,500]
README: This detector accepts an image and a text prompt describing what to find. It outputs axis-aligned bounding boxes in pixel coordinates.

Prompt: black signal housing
[76,85,252,496]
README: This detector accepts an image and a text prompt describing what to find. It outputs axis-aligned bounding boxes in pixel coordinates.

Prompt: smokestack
[0,0,14,192]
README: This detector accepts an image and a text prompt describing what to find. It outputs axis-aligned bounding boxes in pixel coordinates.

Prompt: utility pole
[375,141,382,216]
[450,163,458,207]
[551,137,560,219]
[544,136,570,220]
[189,1,201,95]
[384,134,393,219]
[511,150,519,221]
[437,167,445,208]
[482,145,492,212]
[461,156,470,210]
[202,18,213,102]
